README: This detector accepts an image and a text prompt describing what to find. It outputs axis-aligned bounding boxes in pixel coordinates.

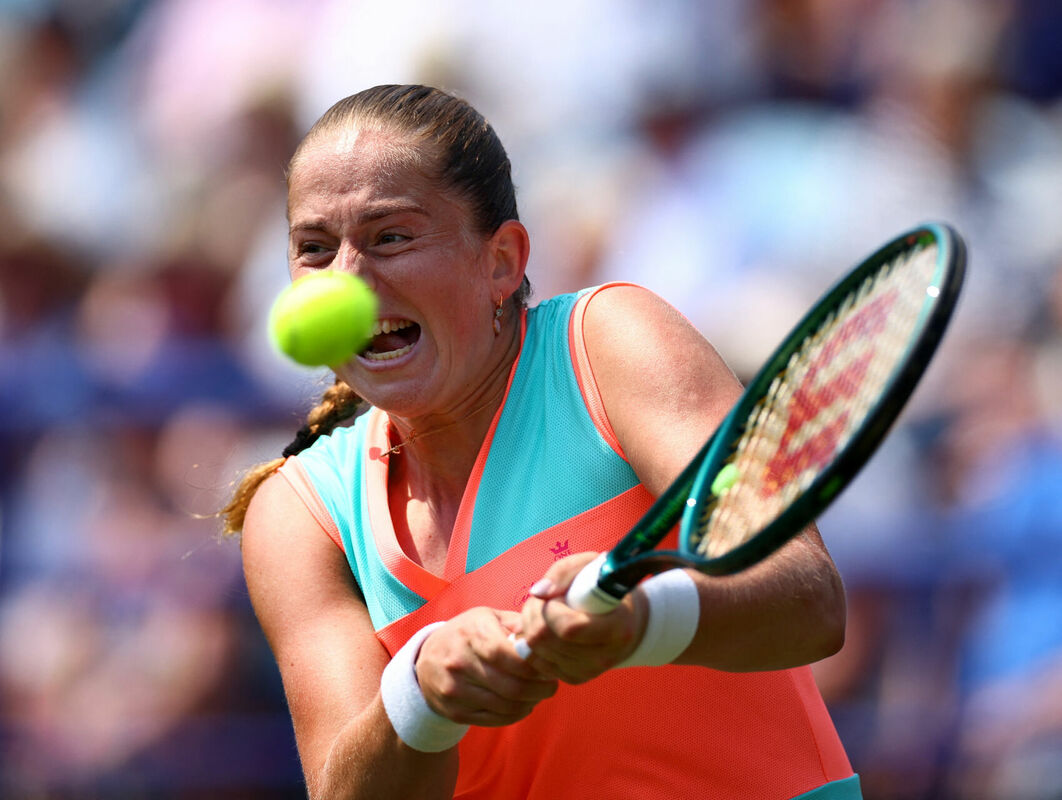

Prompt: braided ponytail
[219,379,363,536]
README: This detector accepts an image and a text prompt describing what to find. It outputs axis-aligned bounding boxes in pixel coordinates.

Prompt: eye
[292,240,335,267]
[376,231,410,247]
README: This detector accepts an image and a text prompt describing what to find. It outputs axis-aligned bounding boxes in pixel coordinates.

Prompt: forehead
[288,128,432,203]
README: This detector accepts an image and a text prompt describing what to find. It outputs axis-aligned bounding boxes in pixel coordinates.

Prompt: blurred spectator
[1,1,1061,797]
[0,409,303,795]
[926,331,1062,800]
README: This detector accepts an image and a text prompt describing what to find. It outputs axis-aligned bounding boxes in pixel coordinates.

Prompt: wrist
[380,621,470,752]
[616,569,700,668]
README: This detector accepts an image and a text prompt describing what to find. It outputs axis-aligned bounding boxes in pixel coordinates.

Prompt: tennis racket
[565,221,967,614]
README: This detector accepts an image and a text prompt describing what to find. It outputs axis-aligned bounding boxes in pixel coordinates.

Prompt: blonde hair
[219,379,362,536]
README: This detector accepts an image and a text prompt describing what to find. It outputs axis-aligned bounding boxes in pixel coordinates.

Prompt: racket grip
[565,554,623,615]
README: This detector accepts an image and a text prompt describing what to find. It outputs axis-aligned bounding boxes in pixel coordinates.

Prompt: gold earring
[493,295,504,336]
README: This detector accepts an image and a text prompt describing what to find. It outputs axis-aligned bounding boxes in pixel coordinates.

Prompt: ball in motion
[269,271,378,367]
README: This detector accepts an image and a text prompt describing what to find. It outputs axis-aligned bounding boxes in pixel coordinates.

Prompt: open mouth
[362,318,421,361]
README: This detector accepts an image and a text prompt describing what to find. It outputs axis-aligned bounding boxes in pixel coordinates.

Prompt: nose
[335,243,377,290]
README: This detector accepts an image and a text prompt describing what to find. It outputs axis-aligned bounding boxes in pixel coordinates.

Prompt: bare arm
[521,285,846,678]
[243,472,556,798]
[242,473,457,799]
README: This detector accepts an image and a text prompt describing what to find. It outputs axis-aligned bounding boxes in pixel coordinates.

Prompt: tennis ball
[269,271,378,367]
[710,463,740,496]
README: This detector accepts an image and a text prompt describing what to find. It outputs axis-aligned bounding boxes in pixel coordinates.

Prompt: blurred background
[1,0,1061,797]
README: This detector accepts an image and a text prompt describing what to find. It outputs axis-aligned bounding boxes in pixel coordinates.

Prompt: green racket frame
[577,222,966,609]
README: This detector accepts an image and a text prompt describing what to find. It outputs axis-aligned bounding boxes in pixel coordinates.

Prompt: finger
[462,661,559,705]
[527,596,618,647]
[527,551,601,599]
[509,632,532,661]
[435,661,558,725]
[439,683,540,726]
[508,625,587,685]
[509,633,574,682]
[468,634,560,697]
[520,644,612,685]
[516,594,644,683]
[454,610,559,689]
[452,699,541,727]
[495,609,524,635]
[475,614,559,681]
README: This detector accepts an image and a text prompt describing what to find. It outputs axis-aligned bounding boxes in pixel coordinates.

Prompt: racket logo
[761,287,899,496]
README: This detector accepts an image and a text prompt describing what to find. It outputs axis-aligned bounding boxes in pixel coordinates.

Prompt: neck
[384,315,521,570]
[384,382,505,461]
[385,311,521,477]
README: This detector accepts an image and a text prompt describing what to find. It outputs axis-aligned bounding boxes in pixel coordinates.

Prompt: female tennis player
[222,84,861,799]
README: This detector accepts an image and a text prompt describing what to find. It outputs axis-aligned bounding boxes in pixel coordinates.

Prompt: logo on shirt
[511,541,574,607]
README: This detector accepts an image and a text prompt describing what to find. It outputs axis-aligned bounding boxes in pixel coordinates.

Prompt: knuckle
[436,679,462,703]
[553,615,589,641]
[440,654,466,677]
[433,663,466,701]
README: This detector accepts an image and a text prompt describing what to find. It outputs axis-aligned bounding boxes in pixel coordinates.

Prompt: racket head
[679,222,966,574]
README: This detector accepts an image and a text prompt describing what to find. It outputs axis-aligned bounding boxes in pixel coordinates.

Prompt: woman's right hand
[415,607,559,727]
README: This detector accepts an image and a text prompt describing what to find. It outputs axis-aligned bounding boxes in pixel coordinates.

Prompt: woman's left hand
[517,552,649,684]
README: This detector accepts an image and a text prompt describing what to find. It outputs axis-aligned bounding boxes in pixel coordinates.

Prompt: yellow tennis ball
[269,271,378,367]
[710,463,740,496]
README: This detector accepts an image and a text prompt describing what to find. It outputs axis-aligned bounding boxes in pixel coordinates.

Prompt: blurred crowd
[1,0,1061,797]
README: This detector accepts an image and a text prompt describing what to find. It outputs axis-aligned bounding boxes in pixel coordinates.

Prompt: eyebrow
[289,202,430,234]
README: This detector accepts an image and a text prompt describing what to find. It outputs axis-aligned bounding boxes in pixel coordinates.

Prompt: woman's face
[286,127,502,418]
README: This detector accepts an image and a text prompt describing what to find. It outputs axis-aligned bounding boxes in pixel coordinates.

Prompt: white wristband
[380,621,470,752]
[616,569,700,668]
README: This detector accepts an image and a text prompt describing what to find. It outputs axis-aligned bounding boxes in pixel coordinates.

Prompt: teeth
[363,343,414,361]
[372,318,414,336]
[364,317,417,361]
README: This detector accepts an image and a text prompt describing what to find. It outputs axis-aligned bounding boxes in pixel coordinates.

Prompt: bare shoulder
[579,283,732,380]
[579,284,744,495]
[241,468,375,651]
[241,469,360,604]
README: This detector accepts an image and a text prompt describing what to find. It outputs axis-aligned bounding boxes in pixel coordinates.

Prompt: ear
[488,219,530,300]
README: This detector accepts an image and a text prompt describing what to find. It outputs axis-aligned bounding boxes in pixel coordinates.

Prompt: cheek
[430,295,491,358]
[403,243,495,342]
[426,261,492,315]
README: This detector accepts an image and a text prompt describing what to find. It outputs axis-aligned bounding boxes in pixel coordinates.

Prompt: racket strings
[692,242,940,558]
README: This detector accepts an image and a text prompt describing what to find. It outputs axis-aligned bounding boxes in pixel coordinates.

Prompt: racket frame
[587,222,966,603]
